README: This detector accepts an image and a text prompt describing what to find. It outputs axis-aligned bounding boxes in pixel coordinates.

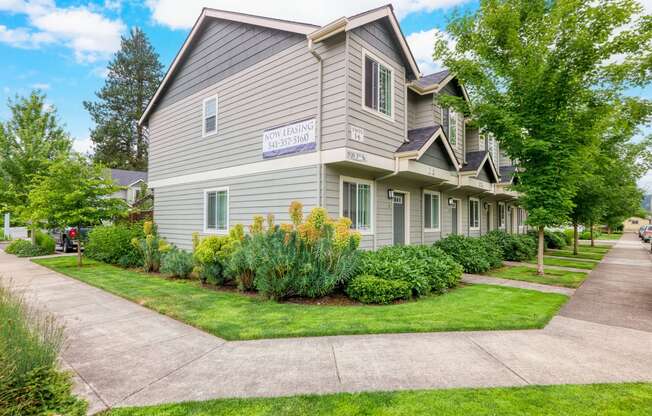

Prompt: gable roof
[396,124,460,170]
[409,69,470,102]
[308,5,420,79]
[109,169,148,187]
[460,151,500,182]
[499,165,517,184]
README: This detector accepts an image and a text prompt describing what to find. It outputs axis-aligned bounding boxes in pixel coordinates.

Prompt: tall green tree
[434,0,652,274]
[0,91,72,219]
[26,155,127,266]
[84,27,163,171]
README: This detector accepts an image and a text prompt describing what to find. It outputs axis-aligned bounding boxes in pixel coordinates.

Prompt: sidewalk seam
[466,336,530,385]
[331,344,342,384]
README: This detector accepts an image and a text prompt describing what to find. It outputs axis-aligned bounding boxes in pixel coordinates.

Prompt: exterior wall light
[448,197,455,206]
[387,189,395,199]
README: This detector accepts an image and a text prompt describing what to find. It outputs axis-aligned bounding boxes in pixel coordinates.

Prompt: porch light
[448,197,455,206]
[387,189,395,199]
[483,202,489,210]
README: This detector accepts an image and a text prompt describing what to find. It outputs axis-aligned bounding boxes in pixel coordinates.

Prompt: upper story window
[202,96,218,137]
[469,198,480,230]
[486,133,498,164]
[204,187,228,233]
[424,191,441,231]
[341,176,373,234]
[363,51,393,119]
[447,109,458,145]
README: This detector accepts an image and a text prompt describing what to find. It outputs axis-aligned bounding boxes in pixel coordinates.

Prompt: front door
[451,199,458,234]
[393,192,406,245]
[486,204,492,232]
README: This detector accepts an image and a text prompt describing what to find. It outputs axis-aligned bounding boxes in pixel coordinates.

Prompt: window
[498,203,506,228]
[517,208,523,226]
[363,52,393,118]
[448,109,457,145]
[341,177,372,232]
[423,191,440,231]
[202,96,218,136]
[469,198,480,230]
[487,133,498,164]
[204,188,228,233]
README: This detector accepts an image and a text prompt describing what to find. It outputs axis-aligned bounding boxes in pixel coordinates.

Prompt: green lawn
[527,257,597,270]
[102,383,652,416]
[485,266,588,288]
[572,245,612,253]
[545,250,604,261]
[34,257,567,341]
[580,233,623,241]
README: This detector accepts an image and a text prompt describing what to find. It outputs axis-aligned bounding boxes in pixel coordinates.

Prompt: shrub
[230,202,361,300]
[346,275,411,304]
[34,230,55,254]
[131,221,170,272]
[528,229,567,249]
[357,245,463,296]
[85,224,144,267]
[194,230,242,285]
[4,239,51,257]
[484,230,536,262]
[579,229,601,240]
[160,248,194,279]
[434,235,497,273]
[564,229,575,246]
[0,284,87,415]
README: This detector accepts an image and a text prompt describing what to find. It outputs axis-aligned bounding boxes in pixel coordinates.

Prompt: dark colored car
[51,227,92,252]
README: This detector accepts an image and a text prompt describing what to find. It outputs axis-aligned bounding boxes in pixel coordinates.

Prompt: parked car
[50,227,92,252]
[639,225,647,239]
[642,225,652,243]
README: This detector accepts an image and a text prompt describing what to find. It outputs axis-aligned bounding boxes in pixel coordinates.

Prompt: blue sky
[1,0,651,189]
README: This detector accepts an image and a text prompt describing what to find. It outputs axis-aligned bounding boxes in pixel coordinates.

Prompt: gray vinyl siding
[417,140,455,170]
[407,90,435,130]
[465,127,482,152]
[346,30,406,159]
[435,83,465,163]
[148,40,323,182]
[477,164,494,183]
[154,166,318,249]
[155,18,305,111]
[319,33,348,151]
[351,19,412,78]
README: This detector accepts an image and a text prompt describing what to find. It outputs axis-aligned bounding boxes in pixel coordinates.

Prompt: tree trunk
[573,223,579,255]
[30,223,36,245]
[537,226,545,276]
[590,221,595,247]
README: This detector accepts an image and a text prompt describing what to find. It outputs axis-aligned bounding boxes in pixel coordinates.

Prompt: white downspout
[308,39,324,207]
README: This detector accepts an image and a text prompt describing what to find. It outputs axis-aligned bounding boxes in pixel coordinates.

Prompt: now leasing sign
[262,118,316,159]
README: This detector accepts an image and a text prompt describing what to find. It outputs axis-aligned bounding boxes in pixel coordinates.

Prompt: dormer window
[448,110,457,145]
[363,51,393,119]
[202,96,218,137]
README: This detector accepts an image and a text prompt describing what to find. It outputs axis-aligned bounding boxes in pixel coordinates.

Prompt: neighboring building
[624,216,651,232]
[139,5,525,250]
[108,169,148,206]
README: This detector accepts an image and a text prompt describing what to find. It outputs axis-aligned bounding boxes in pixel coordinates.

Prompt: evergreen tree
[84,27,163,171]
[0,91,72,217]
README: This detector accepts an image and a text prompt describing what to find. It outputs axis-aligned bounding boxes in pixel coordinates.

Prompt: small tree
[26,156,128,266]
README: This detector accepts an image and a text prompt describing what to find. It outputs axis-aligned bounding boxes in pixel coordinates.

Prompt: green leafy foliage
[528,229,567,249]
[346,275,411,304]
[357,245,463,296]
[160,248,194,279]
[0,285,87,415]
[4,238,52,257]
[84,28,164,170]
[85,224,144,267]
[194,233,240,285]
[484,230,536,262]
[34,230,55,254]
[435,235,501,274]
[131,221,169,273]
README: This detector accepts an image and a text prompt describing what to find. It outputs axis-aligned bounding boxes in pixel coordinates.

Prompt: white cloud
[0,0,124,62]
[145,0,471,30]
[30,82,49,90]
[103,0,121,12]
[406,27,456,75]
[72,136,93,154]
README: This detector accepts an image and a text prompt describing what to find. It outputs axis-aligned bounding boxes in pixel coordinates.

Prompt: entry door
[451,200,458,234]
[393,192,406,245]
[486,205,492,232]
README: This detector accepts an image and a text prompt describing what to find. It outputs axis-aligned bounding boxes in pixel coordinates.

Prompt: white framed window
[423,190,441,232]
[340,176,373,234]
[202,96,218,137]
[448,109,458,145]
[487,133,498,164]
[498,202,506,228]
[469,198,480,230]
[204,187,228,233]
[362,50,394,120]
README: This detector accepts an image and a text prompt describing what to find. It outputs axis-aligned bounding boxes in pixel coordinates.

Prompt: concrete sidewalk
[1,234,652,414]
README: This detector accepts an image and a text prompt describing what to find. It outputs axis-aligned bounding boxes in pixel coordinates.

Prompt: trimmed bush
[434,235,497,273]
[564,229,575,246]
[346,275,411,304]
[0,284,87,415]
[528,229,567,249]
[194,232,241,285]
[131,221,170,272]
[34,230,55,254]
[484,230,536,262]
[161,248,194,279]
[357,245,463,296]
[85,224,144,267]
[4,239,51,257]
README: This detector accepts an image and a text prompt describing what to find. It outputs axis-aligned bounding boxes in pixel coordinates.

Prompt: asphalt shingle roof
[499,165,517,183]
[460,151,488,172]
[413,69,450,89]
[109,169,147,187]
[396,125,442,153]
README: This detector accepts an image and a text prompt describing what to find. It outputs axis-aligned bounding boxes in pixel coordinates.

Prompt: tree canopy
[84,27,163,171]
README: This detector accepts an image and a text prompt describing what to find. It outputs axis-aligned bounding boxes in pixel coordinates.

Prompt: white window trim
[498,202,506,229]
[469,197,480,231]
[440,107,459,146]
[202,95,218,138]
[423,190,441,232]
[360,48,395,123]
[391,189,410,245]
[339,175,374,235]
[203,186,229,234]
